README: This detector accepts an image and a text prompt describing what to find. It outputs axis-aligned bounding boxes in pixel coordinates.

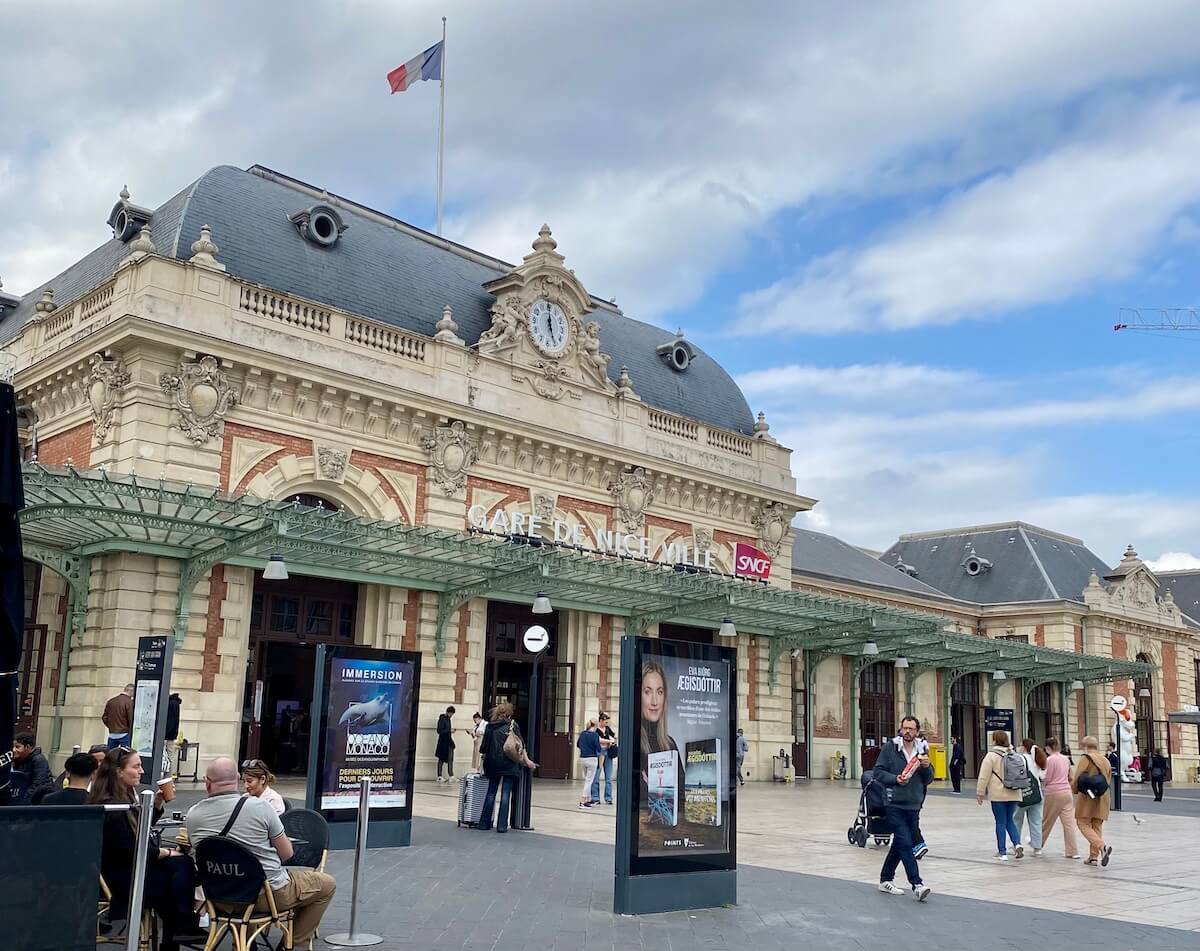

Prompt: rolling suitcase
[458,771,488,827]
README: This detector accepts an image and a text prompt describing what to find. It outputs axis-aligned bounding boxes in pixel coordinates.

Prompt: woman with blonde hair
[1013,737,1048,856]
[241,758,286,815]
[577,718,602,808]
[1072,735,1113,867]
[975,729,1024,860]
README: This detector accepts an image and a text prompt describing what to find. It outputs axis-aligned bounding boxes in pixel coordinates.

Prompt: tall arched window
[284,493,340,512]
[1134,653,1155,760]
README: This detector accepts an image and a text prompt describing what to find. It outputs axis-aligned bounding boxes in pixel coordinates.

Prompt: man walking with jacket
[874,715,932,902]
[949,736,965,794]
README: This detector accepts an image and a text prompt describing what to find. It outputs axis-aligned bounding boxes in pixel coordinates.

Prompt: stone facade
[6,223,805,782]
[793,564,1200,780]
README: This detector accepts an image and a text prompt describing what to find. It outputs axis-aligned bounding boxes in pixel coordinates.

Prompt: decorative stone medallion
[159,355,240,445]
[693,527,714,556]
[87,355,130,441]
[751,500,789,556]
[316,446,350,482]
[421,420,478,495]
[533,491,557,522]
[609,466,654,533]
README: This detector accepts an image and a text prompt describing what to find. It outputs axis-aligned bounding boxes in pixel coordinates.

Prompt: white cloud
[737,94,1200,334]
[1147,552,1200,572]
[737,363,979,401]
[4,1,1200,324]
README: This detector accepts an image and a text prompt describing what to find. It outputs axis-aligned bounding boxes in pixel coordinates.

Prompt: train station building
[1,165,1175,784]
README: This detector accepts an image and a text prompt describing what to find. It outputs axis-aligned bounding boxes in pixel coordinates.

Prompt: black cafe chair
[194,837,293,951]
[280,808,329,873]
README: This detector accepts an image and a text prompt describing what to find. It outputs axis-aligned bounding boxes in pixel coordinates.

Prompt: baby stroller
[847,768,892,848]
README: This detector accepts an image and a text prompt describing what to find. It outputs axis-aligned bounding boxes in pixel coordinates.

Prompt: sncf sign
[734,543,772,580]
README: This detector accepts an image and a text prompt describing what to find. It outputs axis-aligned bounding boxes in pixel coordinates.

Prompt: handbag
[1077,754,1110,798]
[1020,772,1042,808]
[502,722,526,764]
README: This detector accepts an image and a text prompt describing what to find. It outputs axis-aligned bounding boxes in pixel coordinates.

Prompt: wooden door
[537,662,575,779]
[15,625,47,735]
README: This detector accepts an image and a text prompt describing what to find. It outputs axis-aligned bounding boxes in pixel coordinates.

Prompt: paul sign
[733,543,772,581]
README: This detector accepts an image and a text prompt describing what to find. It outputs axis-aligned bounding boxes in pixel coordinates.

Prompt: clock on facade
[528,298,569,356]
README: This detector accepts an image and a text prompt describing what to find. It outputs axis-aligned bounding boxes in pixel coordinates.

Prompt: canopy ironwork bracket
[766,618,880,689]
[434,563,548,663]
[174,523,282,644]
[23,541,90,638]
[628,594,732,637]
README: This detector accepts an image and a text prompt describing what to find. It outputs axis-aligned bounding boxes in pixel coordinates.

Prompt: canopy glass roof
[19,464,1154,685]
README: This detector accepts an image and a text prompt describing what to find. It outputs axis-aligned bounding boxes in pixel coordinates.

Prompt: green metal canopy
[18,464,1153,692]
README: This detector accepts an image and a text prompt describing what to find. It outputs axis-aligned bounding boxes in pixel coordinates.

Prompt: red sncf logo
[734,543,772,580]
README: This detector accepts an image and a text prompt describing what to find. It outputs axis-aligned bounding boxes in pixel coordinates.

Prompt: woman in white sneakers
[1013,737,1047,856]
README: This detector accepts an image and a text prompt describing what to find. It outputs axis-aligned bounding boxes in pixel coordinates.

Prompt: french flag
[387,41,444,94]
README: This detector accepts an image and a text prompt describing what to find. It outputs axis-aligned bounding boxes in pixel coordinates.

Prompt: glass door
[537,662,575,779]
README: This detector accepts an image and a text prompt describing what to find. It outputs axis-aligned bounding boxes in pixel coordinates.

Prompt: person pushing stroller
[873,715,933,902]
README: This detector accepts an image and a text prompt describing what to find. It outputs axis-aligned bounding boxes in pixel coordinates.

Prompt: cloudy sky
[2,2,1199,568]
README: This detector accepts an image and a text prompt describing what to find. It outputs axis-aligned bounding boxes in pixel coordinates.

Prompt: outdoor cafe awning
[18,464,1154,689]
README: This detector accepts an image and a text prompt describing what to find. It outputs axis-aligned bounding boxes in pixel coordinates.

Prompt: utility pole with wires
[1113,308,1200,335]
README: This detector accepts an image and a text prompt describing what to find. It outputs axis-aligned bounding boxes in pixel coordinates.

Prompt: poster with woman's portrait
[634,638,734,860]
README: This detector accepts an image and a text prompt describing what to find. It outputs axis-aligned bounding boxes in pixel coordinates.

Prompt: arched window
[284,493,340,512]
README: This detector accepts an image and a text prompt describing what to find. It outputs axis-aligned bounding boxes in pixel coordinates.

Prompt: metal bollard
[126,788,156,951]
[325,778,382,947]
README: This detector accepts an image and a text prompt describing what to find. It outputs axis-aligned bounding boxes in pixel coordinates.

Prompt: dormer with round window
[289,203,348,248]
[106,185,154,242]
[657,329,696,372]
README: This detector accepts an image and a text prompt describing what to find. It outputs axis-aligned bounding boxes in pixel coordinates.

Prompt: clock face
[529,298,569,355]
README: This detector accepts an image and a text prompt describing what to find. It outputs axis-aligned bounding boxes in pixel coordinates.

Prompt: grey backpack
[999,750,1030,790]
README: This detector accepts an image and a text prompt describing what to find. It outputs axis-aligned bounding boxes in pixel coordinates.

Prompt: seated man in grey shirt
[186,756,335,946]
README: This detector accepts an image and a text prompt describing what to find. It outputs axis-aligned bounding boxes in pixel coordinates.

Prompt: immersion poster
[636,641,733,857]
[319,651,418,811]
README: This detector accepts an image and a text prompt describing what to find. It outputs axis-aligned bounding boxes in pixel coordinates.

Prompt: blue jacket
[577,728,602,759]
[873,737,933,810]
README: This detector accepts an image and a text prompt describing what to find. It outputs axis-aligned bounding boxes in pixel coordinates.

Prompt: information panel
[618,634,737,888]
[131,634,173,785]
[311,645,421,820]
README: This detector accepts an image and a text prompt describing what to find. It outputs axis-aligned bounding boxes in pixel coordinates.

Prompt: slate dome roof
[1,164,756,435]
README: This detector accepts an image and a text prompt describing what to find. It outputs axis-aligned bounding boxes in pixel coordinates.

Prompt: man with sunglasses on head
[186,756,336,947]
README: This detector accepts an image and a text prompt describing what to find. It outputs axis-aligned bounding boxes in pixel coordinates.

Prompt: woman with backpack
[1013,737,1048,856]
[1071,735,1113,866]
[477,702,537,833]
[975,729,1024,860]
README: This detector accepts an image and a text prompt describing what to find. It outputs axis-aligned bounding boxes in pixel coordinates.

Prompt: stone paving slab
[303,816,1191,951]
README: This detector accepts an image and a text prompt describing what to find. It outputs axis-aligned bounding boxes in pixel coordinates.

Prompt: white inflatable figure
[1111,707,1138,782]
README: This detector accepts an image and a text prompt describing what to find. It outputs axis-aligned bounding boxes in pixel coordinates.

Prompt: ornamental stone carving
[421,420,478,495]
[159,355,240,445]
[751,500,789,557]
[609,466,654,533]
[316,446,349,482]
[693,527,714,555]
[533,491,557,522]
[87,355,130,441]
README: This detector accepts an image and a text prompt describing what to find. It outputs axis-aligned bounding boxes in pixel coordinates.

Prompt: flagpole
[436,15,446,236]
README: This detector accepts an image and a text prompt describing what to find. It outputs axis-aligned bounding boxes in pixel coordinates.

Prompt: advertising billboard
[311,645,421,819]
[626,635,737,875]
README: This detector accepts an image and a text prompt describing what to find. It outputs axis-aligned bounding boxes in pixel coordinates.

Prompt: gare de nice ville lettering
[466,503,715,569]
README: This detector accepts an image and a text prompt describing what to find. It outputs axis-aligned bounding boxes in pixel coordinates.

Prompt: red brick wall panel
[38,422,93,466]
[201,565,226,692]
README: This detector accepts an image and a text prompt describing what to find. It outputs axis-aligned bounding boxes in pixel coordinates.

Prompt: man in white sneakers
[872,715,933,902]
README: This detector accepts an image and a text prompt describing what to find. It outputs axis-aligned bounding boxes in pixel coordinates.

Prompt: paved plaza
[147,776,1200,950]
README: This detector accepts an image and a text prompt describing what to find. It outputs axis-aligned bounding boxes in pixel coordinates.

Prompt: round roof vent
[289,203,348,248]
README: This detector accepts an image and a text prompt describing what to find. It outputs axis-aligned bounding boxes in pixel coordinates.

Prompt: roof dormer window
[962,547,992,576]
[107,185,153,242]
[657,329,696,372]
[289,203,348,248]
